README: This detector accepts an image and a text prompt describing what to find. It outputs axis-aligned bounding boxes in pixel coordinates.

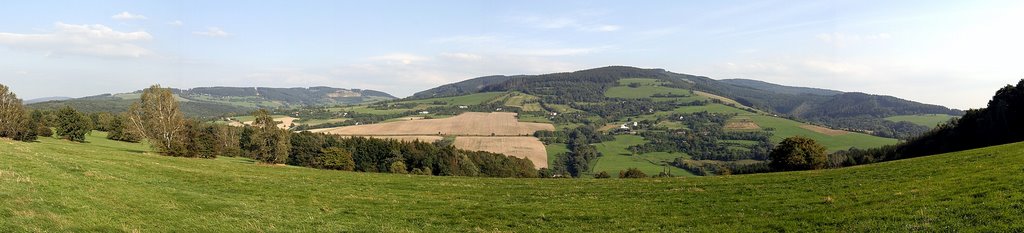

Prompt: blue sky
[1,0,1022,109]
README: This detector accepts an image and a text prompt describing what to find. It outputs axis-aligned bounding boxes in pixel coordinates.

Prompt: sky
[1,0,1022,109]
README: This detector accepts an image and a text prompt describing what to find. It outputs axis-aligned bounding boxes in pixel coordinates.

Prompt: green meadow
[2,132,1022,231]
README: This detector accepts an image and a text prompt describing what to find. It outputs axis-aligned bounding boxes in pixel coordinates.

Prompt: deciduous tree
[126,85,187,155]
[769,136,827,171]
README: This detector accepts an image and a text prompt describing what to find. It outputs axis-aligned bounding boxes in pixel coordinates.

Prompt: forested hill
[27,86,395,118]
[413,66,963,138]
[720,78,842,96]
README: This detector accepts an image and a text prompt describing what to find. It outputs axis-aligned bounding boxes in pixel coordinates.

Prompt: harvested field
[312,112,554,136]
[799,124,849,136]
[228,116,298,129]
[725,118,760,130]
[340,136,443,143]
[454,137,548,169]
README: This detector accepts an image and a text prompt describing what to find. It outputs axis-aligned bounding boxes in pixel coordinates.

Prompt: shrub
[619,168,647,178]
[594,171,611,178]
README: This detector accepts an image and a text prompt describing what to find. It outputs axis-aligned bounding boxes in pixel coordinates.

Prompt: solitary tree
[126,85,188,155]
[769,136,828,171]
[54,106,90,142]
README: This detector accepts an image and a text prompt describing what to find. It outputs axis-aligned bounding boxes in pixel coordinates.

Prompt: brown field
[454,137,548,169]
[800,124,850,136]
[725,118,760,130]
[228,116,298,129]
[311,112,554,136]
[340,135,443,143]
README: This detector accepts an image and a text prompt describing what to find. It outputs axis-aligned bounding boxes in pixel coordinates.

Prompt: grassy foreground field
[3,133,1023,231]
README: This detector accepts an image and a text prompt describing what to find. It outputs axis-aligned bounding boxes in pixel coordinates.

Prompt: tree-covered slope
[26,86,396,118]
[2,132,1022,231]
[720,78,842,96]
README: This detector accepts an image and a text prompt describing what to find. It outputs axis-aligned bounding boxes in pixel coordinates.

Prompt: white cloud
[168,20,184,27]
[112,12,147,20]
[193,27,230,37]
[0,22,154,58]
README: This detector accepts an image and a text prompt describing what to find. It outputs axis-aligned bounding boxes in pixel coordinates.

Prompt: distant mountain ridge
[27,86,395,118]
[413,66,963,138]
[719,79,842,96]
[24,96,72,104]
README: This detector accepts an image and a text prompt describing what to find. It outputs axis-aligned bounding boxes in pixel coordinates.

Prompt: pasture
[2,131,1022,231]
[885,114,958,127]
[591,135,695,177]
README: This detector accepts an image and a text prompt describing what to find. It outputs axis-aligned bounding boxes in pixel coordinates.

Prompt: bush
[389,160,408,174]
[619,168,647,178]
[594,171,611,178]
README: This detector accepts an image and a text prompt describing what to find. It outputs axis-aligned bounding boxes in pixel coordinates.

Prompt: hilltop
[1,132,1021,231]
[26,86,395,118]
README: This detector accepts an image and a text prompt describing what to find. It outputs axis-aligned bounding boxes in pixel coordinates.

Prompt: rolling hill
[414,66,962,139]
[294,70,900,177]
[26,86,395,118]
[2,132,1021,231]
[720,78,843,96]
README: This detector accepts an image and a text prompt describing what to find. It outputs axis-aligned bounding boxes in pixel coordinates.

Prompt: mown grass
[2,133,1023,231]
[747,115,897,152]
[885,114,958,127]
[591,135,695,177]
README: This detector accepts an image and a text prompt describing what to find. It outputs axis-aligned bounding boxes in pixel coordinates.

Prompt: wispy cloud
[509,15,622,32]
[111,11,147,20]
[193,27,230,37]
[368,53,430,65]
[816,32,892,47]
[0,22,153,58]
[167,20,184,27]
